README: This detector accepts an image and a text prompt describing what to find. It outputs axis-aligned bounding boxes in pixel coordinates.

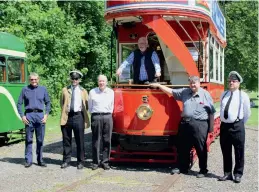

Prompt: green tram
[0,32,27,143]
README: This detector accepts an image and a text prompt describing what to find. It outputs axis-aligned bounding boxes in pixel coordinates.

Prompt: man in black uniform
[218,71,251,183]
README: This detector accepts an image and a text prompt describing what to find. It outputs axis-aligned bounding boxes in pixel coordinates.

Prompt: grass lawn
[44,115,61,142]
[246,91,258,127]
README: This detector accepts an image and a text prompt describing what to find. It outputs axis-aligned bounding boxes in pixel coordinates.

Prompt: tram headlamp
[136,104,153,120]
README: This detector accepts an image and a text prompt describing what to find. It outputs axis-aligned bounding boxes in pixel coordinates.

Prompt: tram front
[105,0,226,163]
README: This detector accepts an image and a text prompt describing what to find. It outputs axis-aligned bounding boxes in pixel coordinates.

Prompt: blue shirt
[172,87,216,120]
[17,85,51,117]
[119,51,161,81]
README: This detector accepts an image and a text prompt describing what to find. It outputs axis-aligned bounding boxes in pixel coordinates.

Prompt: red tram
[105,0,226,163]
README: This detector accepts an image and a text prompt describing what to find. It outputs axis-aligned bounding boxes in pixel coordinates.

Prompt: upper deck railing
[105,0,226,43]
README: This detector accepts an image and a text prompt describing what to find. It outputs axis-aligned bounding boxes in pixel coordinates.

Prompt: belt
[181,117,192,122]
[181,117,207,122]
[92,113,111,115]
[25,109,43,113]
[68,111,82,116]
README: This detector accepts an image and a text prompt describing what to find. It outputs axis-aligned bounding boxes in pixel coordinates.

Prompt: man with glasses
[218,71,251,183]
[60,70,90,169]
[17,72,51,168]
[116,36,161,84]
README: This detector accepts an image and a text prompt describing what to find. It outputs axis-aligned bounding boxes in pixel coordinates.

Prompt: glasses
[71,78,79,80]
[228,80,239,83]
[30,79,37,81]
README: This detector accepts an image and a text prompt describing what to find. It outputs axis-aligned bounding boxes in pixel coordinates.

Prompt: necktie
[70,87,75,112]
[224,91,233,119]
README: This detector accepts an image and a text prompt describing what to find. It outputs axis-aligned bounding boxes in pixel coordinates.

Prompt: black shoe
[38,162,47,167]
[61,162,70,169]
[180,169,189,174]
[77,163,84,170]
[91,164,99,170]
[218,173,233,181]
[102,163,110,170]
[197,170,208,178]
[234,176,241,183]
[24,162,32,168]
[171,168,180,175]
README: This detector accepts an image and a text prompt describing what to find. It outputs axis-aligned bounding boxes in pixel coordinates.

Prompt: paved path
[0,127,257,192]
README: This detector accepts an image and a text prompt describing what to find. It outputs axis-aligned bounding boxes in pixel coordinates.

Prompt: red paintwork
[202,82,224,102]
[142,15,199,77]
[119,20,208,43]
[113,88,182,136]
[105,1,226,47]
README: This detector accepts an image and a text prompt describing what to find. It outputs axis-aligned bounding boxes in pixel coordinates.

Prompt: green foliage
[0,1,86,113]
[224,1,258,91]
[0,1,113,114]
[58,1,114,90]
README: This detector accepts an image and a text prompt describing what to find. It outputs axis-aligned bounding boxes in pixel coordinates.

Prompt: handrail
[112,84,208,88]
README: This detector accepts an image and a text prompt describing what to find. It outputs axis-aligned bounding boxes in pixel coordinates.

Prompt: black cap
[69,70,83,79]
[229,74,240,82]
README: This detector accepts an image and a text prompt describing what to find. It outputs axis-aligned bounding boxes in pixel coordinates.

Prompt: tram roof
[0,32,25,53]
[105,0,226,44]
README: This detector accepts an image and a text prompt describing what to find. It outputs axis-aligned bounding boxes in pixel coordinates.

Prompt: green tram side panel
[0,32,25,52]
[0,84,25,133]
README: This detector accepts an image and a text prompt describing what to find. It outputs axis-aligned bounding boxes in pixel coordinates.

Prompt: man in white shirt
[218,71,251,183]
[88,75,114,170]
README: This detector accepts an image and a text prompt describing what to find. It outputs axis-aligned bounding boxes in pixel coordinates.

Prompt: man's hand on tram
[116,68,122,76]
[22,116,30,125]
[150,83,161,88]
[155,72,161,77]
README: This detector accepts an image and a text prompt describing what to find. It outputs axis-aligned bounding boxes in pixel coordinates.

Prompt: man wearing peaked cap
[218,71,251,183]
[60,70,90,170]
[228,71,243,83]
[69,70,83,79]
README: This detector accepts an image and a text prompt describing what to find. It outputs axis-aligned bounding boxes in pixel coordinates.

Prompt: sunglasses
[228,80,239,83]
[30,79,38,81]
[71,78,79,80]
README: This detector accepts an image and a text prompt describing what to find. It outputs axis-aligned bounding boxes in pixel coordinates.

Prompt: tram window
[0,56,6,82]
[119,44,138,82]
[7,57,25,83]
[215,52,219,81]
[209,46,213,80]
[220,55,223,82]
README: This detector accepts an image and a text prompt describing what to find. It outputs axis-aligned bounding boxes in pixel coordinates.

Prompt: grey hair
[98,74,108,82]
[29,72,39,79]
[188,76,200,82]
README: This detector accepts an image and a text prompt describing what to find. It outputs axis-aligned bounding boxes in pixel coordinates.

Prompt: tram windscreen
[119,44,137,82]
[0,56,6,82]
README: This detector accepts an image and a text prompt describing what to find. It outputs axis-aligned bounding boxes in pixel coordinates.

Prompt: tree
[224,1,258,91]
[0,1,86,113]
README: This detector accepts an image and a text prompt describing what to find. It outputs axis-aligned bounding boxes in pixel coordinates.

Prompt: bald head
[138,37,148,52]
[98,74,108,91]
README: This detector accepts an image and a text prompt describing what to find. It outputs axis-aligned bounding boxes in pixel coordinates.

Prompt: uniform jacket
[60,85,90,128]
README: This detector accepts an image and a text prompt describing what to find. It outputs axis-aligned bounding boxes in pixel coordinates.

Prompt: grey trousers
[91,113,113,165]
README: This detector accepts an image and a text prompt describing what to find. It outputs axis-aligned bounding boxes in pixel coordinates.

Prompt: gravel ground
[0,127,257,192]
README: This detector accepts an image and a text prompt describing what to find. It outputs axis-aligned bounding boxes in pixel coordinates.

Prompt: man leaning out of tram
[116,36,161,84]
[150,76,216,178]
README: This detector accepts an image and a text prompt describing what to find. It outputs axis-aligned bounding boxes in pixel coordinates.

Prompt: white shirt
[220,89,251,123]
[69,85,82,112]
[88,87,114,113]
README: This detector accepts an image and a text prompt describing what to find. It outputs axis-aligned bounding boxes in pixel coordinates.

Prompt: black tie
[70,87,75,112]
[224,91,233,119]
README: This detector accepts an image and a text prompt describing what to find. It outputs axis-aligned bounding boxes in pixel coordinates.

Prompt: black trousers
[177,118,209,172]
[61,112,85,164]
[220,120,245,177]
[91,113,113,165]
